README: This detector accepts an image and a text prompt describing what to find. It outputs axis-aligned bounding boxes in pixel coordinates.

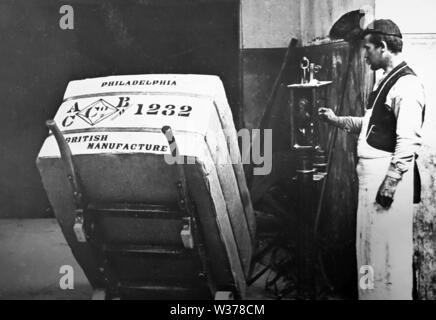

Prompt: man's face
[363,34,384,71]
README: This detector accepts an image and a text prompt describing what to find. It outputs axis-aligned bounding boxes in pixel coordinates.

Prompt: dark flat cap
[361,19,402,38]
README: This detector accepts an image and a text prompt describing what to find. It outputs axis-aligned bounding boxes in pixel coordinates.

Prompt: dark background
[0,0,240,218]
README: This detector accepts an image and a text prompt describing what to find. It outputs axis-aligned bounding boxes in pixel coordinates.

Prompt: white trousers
[356,157,414,300]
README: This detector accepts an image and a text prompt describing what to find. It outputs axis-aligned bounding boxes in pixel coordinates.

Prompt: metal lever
[162,126,196,249]
[46,120,87,243]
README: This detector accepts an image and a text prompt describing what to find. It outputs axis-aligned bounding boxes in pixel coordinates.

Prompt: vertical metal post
[312,88,319,147]
[289,89,296,147]
[295,146,316,299]
[289,85,319,299]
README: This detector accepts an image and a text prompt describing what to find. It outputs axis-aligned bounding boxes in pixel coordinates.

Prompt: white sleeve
[337,116,364,134]
[386,76,425,179]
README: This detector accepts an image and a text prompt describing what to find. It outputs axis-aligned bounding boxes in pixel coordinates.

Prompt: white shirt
[337,67,425,178]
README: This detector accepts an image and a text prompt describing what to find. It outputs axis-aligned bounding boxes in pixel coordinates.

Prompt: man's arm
[318,108,363,134]
[388,77,424,179]
[337,116,364,134]
[376,76,424,208]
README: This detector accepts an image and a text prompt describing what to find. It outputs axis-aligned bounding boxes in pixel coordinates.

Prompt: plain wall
[300,0,375,45]
[241,0,301,48]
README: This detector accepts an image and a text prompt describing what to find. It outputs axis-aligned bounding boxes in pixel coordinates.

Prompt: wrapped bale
[36,74,255,299]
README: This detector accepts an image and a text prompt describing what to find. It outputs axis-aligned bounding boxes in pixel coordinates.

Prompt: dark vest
[365,61,425,203]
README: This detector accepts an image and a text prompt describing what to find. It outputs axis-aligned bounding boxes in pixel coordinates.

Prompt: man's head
[361,19,403,70]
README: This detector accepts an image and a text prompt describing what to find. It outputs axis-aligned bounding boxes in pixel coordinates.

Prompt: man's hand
[318,108,338,126]
[375,176,401,209]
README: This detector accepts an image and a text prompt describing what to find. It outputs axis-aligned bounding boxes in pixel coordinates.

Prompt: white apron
[356,109,414,300]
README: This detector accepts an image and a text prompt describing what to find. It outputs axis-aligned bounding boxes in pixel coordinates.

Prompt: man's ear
[380,40,388,52]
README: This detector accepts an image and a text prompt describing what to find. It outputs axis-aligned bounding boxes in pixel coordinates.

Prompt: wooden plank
[205,110,253,277]
[212,93,257,243]
[192,155,247,298]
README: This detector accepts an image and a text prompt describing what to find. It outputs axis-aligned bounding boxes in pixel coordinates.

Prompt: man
[319,19,425,300]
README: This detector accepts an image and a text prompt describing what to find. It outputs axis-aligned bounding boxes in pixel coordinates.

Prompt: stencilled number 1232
[135,104,192,117]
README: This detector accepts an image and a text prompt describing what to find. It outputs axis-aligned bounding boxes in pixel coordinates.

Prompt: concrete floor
[0,219,272,300]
